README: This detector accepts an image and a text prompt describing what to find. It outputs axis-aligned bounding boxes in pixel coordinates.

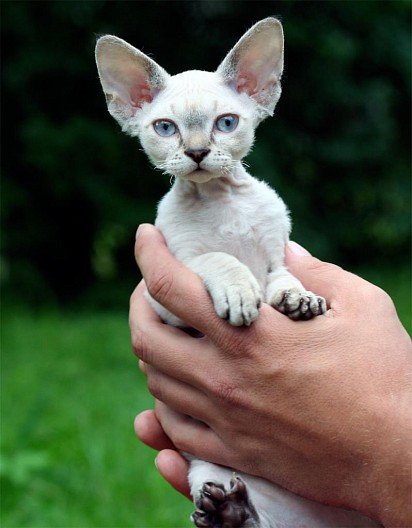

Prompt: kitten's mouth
[190,167,208,176]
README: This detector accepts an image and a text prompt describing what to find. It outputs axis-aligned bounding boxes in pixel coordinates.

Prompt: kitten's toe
[229,475,247,498]
[225,285,261,326]
[192,510,213,527]
[272,288,326,320]
[204,272,262,327]
[192,477,259,528]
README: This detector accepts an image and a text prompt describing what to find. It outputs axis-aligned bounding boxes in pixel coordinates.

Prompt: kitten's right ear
[95,36,169,131]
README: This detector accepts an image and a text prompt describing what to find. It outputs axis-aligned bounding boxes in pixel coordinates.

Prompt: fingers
[144,365,215,425]
[130,280,217,387]
[134,410,175,451]
[134,224,230,337]
[155,449,191,500]
[134,412,192,499]
[285,242,367,310]
[130,280,162,326]
[155,401,231,466]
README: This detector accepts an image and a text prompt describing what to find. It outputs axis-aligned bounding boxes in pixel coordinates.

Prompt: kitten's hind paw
[273,287,326,320]
[191,476,259,528]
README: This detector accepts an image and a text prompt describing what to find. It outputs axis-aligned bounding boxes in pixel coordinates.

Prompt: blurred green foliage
[2,1,410,308]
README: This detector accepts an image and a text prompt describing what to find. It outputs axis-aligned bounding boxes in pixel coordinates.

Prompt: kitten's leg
[189,459,380,528]
[266,265,326,320]
[189,459,261,528]
[145,252,261,327]
[188,252,262,327]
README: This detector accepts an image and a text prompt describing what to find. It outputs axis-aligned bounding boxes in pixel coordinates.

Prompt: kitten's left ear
[217,18,284,117]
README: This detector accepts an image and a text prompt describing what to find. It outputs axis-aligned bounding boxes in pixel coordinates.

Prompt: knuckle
[307,258,343,277]
[129,281,144,311]
[146,268,174,304]
[147,376,163,401]
[131,329,150,362]
[129,290,137,311]
[171,432,190,453]
[365,284,395,311]
[375,285,392,303]
[210,378,242,406]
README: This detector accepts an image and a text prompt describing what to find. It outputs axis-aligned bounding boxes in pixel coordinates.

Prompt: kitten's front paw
[272,287,326,320]
[205,278,262,327]
[191,476,259,528]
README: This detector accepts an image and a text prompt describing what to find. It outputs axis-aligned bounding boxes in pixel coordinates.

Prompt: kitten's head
[95,18,283,183]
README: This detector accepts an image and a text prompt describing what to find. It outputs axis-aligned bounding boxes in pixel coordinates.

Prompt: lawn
[1,266,410,528]
[1,311,193,527]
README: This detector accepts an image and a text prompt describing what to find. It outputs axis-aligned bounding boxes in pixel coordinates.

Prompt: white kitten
[96,18,378,528]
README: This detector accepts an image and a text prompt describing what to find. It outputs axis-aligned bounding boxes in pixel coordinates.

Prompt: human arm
[131,224,412,527]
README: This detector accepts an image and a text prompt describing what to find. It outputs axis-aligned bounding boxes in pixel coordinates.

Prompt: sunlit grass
[1,311,192,527]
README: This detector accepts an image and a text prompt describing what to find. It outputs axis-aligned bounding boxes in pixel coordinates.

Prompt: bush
[2,1,410,307]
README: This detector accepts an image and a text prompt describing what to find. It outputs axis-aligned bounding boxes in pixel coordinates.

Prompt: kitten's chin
[180,169,218,184]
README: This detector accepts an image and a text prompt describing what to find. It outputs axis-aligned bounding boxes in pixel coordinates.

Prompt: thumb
[134,223,225,336]
[285,242,364,308]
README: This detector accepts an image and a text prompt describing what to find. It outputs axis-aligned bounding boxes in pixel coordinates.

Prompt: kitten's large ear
[95,36,169,131]
[216,18,284,117]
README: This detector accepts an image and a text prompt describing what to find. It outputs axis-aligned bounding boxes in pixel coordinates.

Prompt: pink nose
[184,148,210,164]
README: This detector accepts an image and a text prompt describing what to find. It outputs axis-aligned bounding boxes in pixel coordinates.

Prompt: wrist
[360,394,412,526]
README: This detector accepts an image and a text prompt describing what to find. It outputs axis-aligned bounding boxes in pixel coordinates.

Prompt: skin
[130,224,412,527]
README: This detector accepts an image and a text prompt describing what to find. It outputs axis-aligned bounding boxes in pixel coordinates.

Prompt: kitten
[96,18,378,528]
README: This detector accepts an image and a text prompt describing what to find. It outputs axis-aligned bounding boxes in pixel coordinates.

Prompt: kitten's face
[95,18,284,183]
[138,71,256,183]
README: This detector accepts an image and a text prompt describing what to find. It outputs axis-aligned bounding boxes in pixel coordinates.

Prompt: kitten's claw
[191,476,259,528]
[273,288,326,320]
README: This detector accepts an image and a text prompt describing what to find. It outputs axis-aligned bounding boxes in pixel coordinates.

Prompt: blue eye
[153,120,177,137]
[215,114,239,133]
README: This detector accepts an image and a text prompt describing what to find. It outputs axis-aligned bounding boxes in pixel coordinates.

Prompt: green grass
[1,311,192,528]
[1,266,410,528]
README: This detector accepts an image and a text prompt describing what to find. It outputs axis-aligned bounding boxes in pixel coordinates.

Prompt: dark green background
[3,0,411,309]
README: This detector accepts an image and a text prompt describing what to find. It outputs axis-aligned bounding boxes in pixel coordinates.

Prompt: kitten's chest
[155,178,287,283]
[198,198,261,261]
[160,187,260,242]
[196,195,258,240]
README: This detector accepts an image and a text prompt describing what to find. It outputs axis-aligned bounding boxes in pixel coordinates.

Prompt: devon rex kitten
[96,18,378,528]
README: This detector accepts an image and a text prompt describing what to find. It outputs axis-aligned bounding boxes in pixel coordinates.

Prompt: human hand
[131,224,412,527]
[133,408,191,499]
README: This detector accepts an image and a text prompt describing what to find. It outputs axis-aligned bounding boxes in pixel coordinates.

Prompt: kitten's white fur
[96,18,378,527]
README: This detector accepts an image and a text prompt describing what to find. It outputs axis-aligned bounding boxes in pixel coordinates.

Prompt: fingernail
[288,241,311,256]
[154,456,159,469]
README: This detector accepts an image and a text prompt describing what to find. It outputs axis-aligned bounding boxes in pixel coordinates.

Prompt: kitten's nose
[184,148,210,164]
